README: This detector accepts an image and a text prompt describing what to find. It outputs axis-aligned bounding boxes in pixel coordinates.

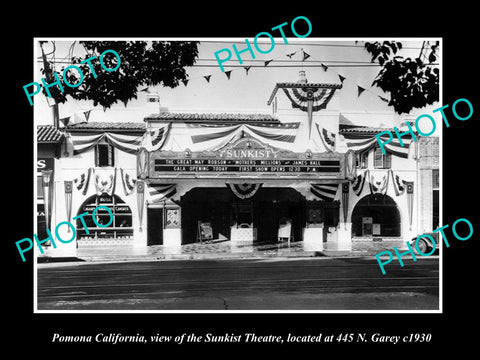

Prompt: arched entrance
[76,194,133,244]
[180,187,306,244]
[351,194,401,237]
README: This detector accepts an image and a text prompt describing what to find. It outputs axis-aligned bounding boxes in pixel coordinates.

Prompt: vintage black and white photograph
[32,37,442,312]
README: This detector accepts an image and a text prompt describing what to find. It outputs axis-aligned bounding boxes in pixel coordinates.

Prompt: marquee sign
[147,137,346,179]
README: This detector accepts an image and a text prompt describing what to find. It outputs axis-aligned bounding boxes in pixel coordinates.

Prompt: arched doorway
[180,187,306,244]
[351,194,401,237]
[76,194,133,245]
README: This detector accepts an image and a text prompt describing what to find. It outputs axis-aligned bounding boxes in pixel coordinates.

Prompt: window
[355,152,368,169]
[95,143,114,167]
[374,147,391,169]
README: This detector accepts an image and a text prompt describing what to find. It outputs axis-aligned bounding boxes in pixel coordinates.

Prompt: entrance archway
[180,187,306,244]
[351,194,401,237]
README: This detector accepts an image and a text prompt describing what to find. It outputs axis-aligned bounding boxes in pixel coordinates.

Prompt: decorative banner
[74,168,91,195]
[41,170,54,231]
[341,132,412,159]
[390,170,407,196]
[69,132,144,155]
[64,181,73,233]
[147,183,177,204]
[342,182,349,223]
[141,123,171,152]
[137,147,149,179]
[187,122,300,152]
[345,149,357,180]
[405,181,414,230]
[351,169,368,196]
[369,172,389,195]
[225,70,232,80]
[136,181,145,232]
[315,124,336,152]
[93,168,117,196]
[310,183,339,202]
[120,168,136,196]
[227,183,262,199]
[203,75,211,83]
[357,85,366,97]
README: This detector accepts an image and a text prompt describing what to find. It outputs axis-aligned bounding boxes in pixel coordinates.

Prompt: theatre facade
[41,71,432,256]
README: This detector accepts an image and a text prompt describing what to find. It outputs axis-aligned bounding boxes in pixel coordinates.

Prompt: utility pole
[39,41,60,128]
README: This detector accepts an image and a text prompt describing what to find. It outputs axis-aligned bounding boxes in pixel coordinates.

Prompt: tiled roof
[66,122,146,132]
[37,125,64,143]
[339,126,394,134]
[144,112,280,124]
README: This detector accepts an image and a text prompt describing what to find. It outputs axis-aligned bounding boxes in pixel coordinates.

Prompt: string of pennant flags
[184,47,391,105]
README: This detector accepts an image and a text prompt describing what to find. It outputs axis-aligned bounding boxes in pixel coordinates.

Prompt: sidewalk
[37,238,410,263]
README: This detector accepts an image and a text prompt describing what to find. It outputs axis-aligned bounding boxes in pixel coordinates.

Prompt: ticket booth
[231,200,257,245]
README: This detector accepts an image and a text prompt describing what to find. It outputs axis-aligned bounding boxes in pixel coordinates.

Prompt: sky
[33,38,441,133]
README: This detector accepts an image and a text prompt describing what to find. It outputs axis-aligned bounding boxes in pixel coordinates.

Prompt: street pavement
[37,256,439,311]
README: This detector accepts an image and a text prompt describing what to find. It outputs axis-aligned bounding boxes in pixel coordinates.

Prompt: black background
[5,3,478,356]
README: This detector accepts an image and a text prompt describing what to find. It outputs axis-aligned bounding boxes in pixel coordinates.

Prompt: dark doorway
[181,187,306,244]
[147,207,163,245]
[351,194,401,237]
[253,188,306,243]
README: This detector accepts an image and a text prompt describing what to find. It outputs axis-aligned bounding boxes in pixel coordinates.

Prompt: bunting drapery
[147,183,177,204]
[69,132,144,155]
[341,132,412,158]
[227,183,262,199]
[120,168,137,196]
[315,124,336,152]
[186,122,300,151]
[141,123,171,152]
[390,170,407,196]
[351,170,368,196]
[73,168,92,195]
[310,183,339,202]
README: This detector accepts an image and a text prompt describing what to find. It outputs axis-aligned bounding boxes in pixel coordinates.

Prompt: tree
[40,41,199,109]
[364,41,439,114]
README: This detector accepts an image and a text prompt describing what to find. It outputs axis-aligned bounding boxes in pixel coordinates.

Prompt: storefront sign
[37,158,54,171]
[149,137,345,179]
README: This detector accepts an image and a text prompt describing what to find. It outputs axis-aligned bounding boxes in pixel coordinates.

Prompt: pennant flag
[139,87,150,92]
[286,51,296,59]
[225,70,232,80]
[182,79,189,86]
[64,181,73,232]
[357,86,365,97]
[338,74,346,83]
[60,116,71,127]
[379,96,389,103]
[264,59,273,66]
[302,50,310,61]
[83,110,92,121]
[203,75,211,83]
[244,66,251,75]
[321,63,328,72]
